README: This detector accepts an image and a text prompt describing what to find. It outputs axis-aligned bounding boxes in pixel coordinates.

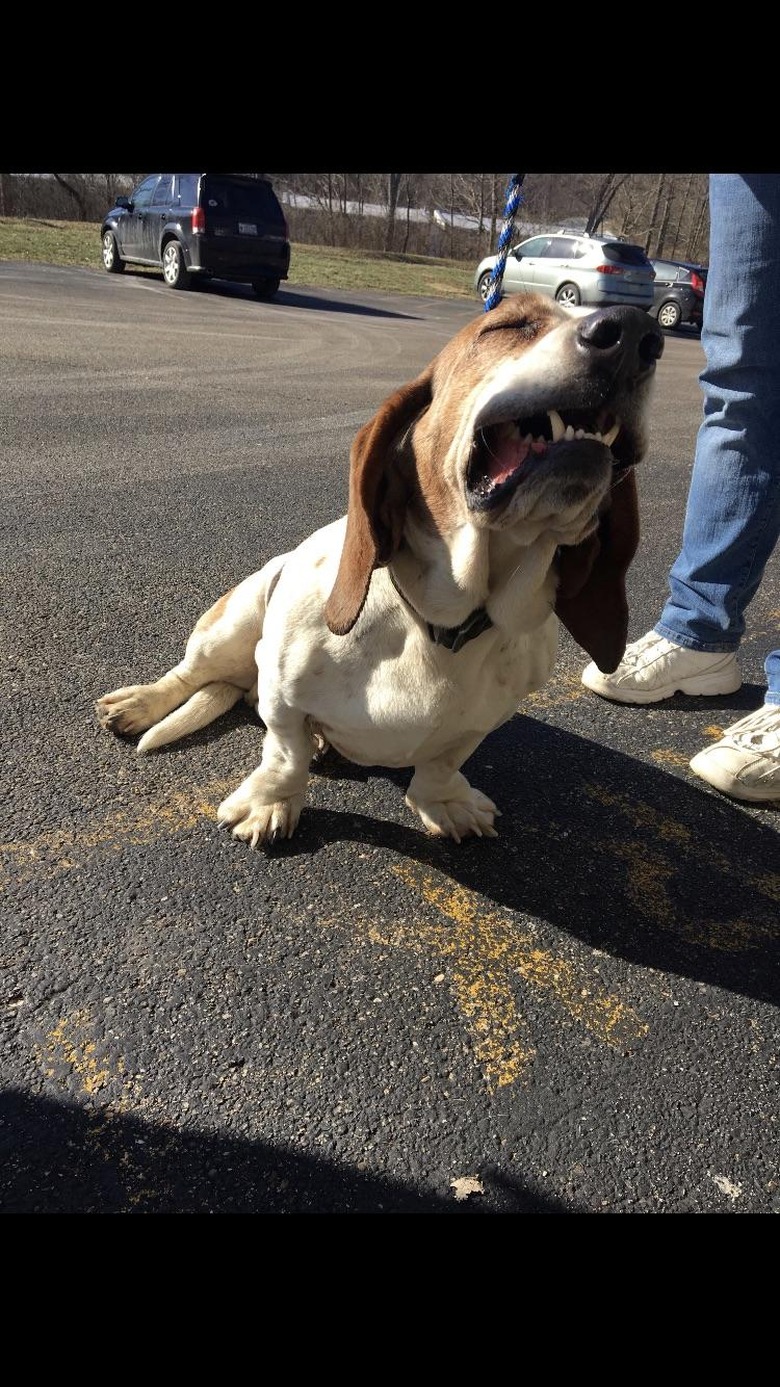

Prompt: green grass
[0,217,476,300]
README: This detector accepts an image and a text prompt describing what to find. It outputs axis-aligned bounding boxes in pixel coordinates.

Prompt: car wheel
[658,300,682,330]
[252,278,280,300]
[555,283,580,308]
[162,240,191,290]
[102,231,125,274]
[477,271,495,303]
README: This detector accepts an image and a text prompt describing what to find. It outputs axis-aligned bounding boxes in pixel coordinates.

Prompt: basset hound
[96,293,663,845]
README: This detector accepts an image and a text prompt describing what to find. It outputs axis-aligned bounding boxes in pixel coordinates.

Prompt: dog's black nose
[577,306,664,371]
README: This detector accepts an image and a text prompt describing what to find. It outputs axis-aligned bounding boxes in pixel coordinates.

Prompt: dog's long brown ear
[554,468,640,673]
[325,369,433,635]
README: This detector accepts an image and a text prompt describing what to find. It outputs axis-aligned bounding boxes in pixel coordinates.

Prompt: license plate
[238,222,257,235]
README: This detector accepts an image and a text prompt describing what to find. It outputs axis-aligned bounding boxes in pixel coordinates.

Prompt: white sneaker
[581,630,742,704]
[689,705,780,802]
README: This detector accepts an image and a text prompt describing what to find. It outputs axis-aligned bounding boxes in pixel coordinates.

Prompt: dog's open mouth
[466,407,620,511]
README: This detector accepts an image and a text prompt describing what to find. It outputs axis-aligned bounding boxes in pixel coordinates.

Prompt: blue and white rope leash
[483,173,526,312]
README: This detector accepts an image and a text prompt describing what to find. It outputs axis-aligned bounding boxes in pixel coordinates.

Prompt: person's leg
[583,174,780,705]
[657,174,780,650]
[764,649,780,705]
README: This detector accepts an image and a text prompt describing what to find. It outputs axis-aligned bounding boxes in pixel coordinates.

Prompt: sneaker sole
[582,666,742,705]
[689,751,780,802]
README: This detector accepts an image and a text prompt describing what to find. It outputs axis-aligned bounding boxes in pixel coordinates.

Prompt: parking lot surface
[2,263,778,1215]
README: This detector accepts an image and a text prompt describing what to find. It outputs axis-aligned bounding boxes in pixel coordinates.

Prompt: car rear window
[601,242,650,266]
[177,174,199,206]
[201,176,284,223]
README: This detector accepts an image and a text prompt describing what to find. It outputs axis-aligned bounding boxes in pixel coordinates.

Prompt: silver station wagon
[475,231,655,311]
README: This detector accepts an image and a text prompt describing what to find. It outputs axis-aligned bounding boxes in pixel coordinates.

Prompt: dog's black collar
[430,604,493,651]
[388,570,493,653]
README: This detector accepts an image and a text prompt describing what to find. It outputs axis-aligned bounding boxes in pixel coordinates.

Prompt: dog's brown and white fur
[97,293,663,846]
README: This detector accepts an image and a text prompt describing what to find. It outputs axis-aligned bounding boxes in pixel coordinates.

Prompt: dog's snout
[577,306,664,372]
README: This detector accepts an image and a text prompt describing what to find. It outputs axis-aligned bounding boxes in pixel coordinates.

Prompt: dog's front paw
[96,685,157,737]
[217,786,305,847]
[407,787,500,843]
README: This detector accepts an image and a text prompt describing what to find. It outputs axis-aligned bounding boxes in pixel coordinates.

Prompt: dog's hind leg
[96,555,288,751]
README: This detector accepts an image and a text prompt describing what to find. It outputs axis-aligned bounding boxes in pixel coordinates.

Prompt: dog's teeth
[559,421,620,446]
[548,409,565,442]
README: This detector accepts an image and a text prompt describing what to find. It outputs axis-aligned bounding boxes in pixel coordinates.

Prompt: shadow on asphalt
[256,714,780,1010]
[134,688,779,1011]
[121,268,425,319]
[0,1088,565,1215]
[271,289,424,319]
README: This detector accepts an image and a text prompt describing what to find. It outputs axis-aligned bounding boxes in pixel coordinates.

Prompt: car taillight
[192,206,205,234]
[690,272,706,292]
[595,263,623,275]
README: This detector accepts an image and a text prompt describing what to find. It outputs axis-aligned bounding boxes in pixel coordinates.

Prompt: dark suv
[649,259,707,331]
[100,172,290,299]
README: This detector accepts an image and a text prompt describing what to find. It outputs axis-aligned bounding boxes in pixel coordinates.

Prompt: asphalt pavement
[2,262,778,1216]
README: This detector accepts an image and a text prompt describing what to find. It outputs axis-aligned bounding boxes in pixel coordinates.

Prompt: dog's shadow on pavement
[271,714,780,1008]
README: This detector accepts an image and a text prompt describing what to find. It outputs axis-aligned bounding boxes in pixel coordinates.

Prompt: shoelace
[724,705,780,750]
[619,635,666,670]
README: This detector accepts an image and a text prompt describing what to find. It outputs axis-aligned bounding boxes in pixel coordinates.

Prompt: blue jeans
[654,173,780,705]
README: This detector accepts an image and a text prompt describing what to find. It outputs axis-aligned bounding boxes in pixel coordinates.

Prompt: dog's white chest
[258,568,558,769]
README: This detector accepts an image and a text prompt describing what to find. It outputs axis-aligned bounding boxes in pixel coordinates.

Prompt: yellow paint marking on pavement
[0,777,237,888]
[525,673,586,709]
[378,862,647,1091]
[651,748,691,768]
[584,782,780,942]
[753,872,780,903]
[609,840,677,927]
[37,1010,120,1097]
[31,1018,171,1205]
[586,784,692,843]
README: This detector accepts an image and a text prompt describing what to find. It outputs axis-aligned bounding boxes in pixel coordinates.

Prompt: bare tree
[667,172,694,257]
[584,174,630,235]
[383,172,402,252]
[655,187,674,258]
[644,173,668,254]
[51,174,87,218]
[400,174,420,254]
[689,189,710,263]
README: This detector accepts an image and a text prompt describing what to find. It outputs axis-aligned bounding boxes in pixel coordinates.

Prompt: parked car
[100,172,290,299]
[474,231,656,311]
[648,258,707,331]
